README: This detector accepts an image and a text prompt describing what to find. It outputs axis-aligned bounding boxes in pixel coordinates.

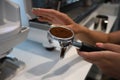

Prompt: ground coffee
[50,27,73,38]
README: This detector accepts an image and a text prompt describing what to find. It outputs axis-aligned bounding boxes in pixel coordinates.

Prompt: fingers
[32,8,59,16]
[32,8,74,24]
[78,42,120,64]
[78,50,120,64]
[32,8,61,19]
[78,51,105,63]
[37,16,52,23]
[32,9,54,20]
[96,43,120,53]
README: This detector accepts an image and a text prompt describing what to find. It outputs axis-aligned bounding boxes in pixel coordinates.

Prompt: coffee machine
[0,0,29,79]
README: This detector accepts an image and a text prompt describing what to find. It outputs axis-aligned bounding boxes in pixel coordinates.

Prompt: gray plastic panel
[0,0,21,40]
[0,1,4,25]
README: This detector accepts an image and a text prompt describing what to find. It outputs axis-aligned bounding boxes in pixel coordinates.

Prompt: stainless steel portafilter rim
[48,26,74,41]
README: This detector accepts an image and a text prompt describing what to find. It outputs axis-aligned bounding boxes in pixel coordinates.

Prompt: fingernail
[32,8,40,10]
[96,42,104,48]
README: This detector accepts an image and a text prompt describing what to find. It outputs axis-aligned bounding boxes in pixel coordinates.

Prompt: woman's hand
[32,8,81,33]
[78,43,120,79]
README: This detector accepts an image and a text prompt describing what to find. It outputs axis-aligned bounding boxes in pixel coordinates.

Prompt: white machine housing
[0,0,29,58]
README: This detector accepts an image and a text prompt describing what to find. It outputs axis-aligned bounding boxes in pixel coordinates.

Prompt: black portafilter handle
[72,41,105,52]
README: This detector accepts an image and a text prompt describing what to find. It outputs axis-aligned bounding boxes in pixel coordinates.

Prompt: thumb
[96,43,120,53]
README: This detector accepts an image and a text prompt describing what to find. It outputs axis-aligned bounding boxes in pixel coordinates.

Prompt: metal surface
[0,57,25,80]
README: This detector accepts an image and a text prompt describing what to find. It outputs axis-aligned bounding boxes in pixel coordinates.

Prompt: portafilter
[47,26,104,58]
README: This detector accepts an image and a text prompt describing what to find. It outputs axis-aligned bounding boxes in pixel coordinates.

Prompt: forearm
[75,24,109,45]
[108,31,120,44]
[76,24,120,45]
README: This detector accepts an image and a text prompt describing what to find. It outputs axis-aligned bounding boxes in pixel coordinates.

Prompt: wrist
[76,24,89,34]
